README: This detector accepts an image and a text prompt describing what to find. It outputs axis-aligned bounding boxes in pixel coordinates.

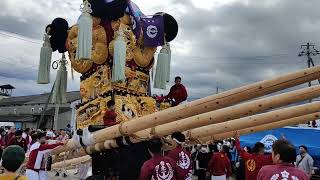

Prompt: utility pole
[298,42,320,87]
[298,43,320,127]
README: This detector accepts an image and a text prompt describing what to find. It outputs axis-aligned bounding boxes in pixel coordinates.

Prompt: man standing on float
[164,76,188,106]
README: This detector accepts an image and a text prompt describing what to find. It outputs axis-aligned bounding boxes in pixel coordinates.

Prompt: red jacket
[208,152,232,177]
[103,110,118,126]
[165,84,188,106]
[139,154,181,180]
[167,146,193,180]
[7,138,28,152]
[26,142,63,171]
[235,139,273,180]
[258,163,309,180]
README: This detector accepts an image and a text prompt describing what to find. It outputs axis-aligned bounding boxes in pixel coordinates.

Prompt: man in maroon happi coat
[258,140,309,180]
[139,138,182,180]
[163,76,188,106]
[103,100,119,127]
[167,132,193,180]
[235,131,273,180]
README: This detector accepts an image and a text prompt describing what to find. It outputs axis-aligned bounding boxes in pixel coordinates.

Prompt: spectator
[258,140,309,180]
[22,128,32,149]
[208,145,232,180]
[296,145,314,177]
[65,124,72,134]
[0,145,27,180]
[234,131,273,180]
[7,130,28,152]
[103,100,119,126]
[56,129,69,142]
[229,139,238,166]
[139,138,182,180]
[5,127,16,146]
[194,145,211,180]
[0,128,6,158]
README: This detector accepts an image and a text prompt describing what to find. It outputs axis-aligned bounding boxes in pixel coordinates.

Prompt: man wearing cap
[296,145,314,178]
[168,132,193,180]
[0,145,28,180]
[26,132,66,180]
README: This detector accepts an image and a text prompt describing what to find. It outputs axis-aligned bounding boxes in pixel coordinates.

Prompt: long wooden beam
[68,85,320,156]
[198,112,320,143]
[51,112,320,169]
[52,66,320,155]
[186,102,320,140]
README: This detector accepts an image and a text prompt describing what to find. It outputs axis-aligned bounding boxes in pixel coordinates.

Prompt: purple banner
[141,16,165,47]
[127,1,144,39]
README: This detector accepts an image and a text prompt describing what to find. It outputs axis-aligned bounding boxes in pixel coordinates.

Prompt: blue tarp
[239,127,320,167]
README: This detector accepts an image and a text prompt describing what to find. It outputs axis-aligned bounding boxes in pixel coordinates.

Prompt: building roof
[0,84,15,89]
[0,91,80,106]
[0,115,36,122]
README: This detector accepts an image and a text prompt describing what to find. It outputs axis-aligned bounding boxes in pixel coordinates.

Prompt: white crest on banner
[146,25,158,38]
[260,134,278,153]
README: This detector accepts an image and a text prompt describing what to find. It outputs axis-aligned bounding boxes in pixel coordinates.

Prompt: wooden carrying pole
[86,95,320,153]
[51,112,320,169]
[51,66,320,155]
[66,85,320,156]
[198,112,320,143]
[52,155,91,170]
[186,102,320,140]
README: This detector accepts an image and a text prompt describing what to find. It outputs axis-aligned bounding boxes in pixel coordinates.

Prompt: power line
[0,31,41,45]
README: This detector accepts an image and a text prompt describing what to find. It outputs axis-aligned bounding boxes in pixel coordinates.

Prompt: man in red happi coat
[163,76,188,106]
[235,132,273,180]
[208,145,232,179]
[139,138,182,180]
[258,140,309,180]
[167,132,193,180]
[103,100,119,126]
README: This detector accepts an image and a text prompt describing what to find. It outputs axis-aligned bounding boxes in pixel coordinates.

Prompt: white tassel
[165,43,171,83]
[154,45,170,89]
[37,31,52,84]
[76,0,93,60]
[112,25,126,82]
[51,54,68,104]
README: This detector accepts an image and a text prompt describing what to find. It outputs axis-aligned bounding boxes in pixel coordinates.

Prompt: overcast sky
[0,0,320,100]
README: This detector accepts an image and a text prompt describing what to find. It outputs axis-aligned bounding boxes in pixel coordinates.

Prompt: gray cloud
[0,0,320,100]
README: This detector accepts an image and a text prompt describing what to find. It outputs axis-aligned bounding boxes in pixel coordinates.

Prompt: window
[31,108,35,114]
[39,107,43,113]
[13,108,17,115]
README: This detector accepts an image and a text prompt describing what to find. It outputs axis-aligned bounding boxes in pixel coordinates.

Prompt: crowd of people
[0,125,71,180]
[0,125,316,180]
[190,132,315,180]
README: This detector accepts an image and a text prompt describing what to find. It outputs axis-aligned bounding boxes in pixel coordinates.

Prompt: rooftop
[0,91,80,106]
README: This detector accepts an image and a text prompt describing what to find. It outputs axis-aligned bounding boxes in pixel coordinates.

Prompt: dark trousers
[197,169,207,180]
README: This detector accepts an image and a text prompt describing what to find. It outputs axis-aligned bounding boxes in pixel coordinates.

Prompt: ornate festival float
[36,0,320,179]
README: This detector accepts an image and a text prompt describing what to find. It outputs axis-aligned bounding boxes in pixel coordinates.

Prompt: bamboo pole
[51,112,320,169]
[186,102,320,140]
[198,112,320,143]
[52,66,320,155]
[75,85,320,155]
